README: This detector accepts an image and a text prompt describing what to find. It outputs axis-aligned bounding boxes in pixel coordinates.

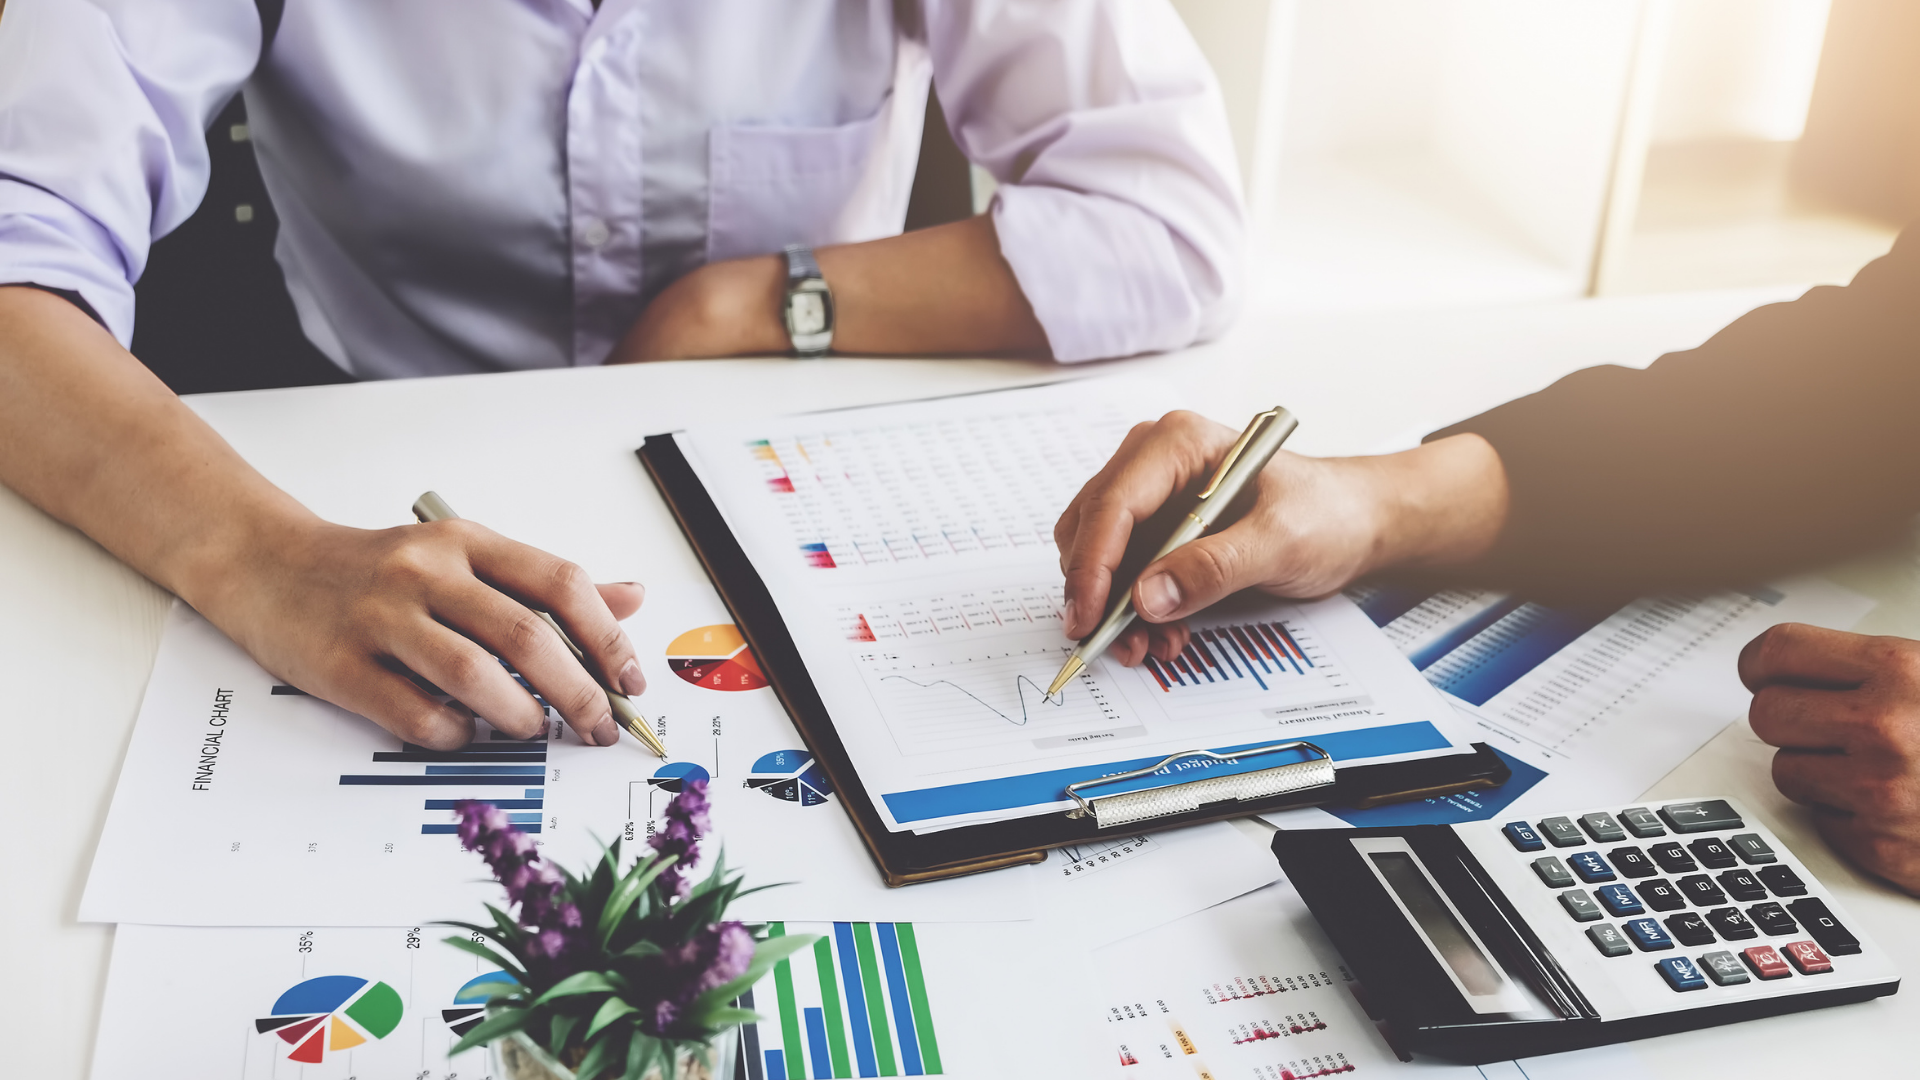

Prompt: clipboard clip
[1063,740,1336,829]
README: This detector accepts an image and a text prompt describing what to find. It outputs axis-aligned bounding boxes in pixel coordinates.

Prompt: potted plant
[442,782,812,1080]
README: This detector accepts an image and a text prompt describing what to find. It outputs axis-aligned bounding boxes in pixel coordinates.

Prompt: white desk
[8,284,1914,1078]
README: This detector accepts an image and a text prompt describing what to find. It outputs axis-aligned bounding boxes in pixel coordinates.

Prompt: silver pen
[411,491,667,758]
[1045,406,1299,698]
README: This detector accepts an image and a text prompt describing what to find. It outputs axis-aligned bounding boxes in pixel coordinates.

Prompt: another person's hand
[1053,411,1510,666]
[189,518,649,751]
[1742,622,1920,895]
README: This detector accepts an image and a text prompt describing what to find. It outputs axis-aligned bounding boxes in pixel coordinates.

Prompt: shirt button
[580,218,610,249]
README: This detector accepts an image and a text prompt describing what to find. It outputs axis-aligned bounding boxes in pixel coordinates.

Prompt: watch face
[789,292,827,336]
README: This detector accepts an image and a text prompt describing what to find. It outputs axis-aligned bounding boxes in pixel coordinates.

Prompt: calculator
[1270,797,1899,1063]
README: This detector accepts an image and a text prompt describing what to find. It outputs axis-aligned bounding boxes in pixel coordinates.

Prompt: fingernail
[1065,596,1083,636]
[618,658,647,696]
[1138,574,1181,619]
[591,715,620,747]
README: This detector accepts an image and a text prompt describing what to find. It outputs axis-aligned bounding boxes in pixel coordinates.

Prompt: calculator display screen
[1368,851,1504,997]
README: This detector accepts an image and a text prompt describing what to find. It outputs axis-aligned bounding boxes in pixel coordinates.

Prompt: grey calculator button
[1701,950,1750,985]
[1587,924,1632,957]
[1659,800,1744,834]
[1560,889,1604,922]
[1532,856,1575,889]
[1579,812,1627,842]
[1620,806,1667,838]
[1539,816,1586,847]
[1728,833,1777,864]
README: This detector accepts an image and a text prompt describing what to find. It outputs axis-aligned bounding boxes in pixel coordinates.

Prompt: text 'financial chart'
[743,404,1131,571]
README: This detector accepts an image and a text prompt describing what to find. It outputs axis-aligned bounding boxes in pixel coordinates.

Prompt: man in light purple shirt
[0,0,1243,750]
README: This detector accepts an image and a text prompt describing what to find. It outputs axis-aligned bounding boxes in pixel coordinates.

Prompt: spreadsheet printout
[679,380,1477,833]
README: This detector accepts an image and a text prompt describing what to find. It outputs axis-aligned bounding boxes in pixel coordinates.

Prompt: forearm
[613,215,1049,361]
[0,286,315,608]
[1433,229,1920,602]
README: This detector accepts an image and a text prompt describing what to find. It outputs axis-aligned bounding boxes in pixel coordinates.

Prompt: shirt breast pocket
[706,102,890,264]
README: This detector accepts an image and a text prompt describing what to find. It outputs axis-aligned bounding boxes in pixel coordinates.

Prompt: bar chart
[327,723,549,836]
[1138,619,1322,696]
[742,921,945,1080]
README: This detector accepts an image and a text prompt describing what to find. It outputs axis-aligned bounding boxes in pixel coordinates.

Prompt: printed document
[678,379,1476,833]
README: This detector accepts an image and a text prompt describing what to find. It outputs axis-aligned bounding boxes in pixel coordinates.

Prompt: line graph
[858,646,1128,756]
[876,673,1064,727]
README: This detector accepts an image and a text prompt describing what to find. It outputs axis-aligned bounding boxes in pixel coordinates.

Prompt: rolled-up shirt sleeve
[923,0,1246,362]
[0,0,259,344]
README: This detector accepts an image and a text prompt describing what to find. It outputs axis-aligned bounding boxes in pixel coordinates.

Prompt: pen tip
[1045,656,1085,699]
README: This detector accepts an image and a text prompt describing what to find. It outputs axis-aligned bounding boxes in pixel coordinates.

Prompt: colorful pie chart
[442,971,519,1036]
[746,749,834,806]
[666,625,768,692]
[255,975,403,1063]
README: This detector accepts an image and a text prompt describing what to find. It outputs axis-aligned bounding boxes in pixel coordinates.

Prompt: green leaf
[531,970,620,1007]
[625,1031,663,1080]
[586,996,640,1041]
[440,936,528,983]
[574,1036,616,1080]
[600,854,676,946]
[448,1007,530,1056]
[550,1012,581,1056]
[689,1006,760,1029]
[617,939,665,961]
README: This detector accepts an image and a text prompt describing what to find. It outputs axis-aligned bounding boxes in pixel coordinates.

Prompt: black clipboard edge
[638,433,1512,887]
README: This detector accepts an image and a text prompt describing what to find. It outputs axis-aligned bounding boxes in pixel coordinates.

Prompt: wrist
[1360,434,1510,574]
[169,499,324,621]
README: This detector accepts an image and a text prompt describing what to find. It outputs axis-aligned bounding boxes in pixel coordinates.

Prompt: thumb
[1131,531,1255,623]
[596,581,647,621]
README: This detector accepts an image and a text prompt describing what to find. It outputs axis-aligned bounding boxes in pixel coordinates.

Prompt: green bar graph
[770,923,807,1076]
[813,936,853,1078]
[852,923,898,1075]
[757,922,946,1079]
[895,923,944,1074]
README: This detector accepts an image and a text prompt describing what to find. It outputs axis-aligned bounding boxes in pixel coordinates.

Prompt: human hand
[608,255,787,363]
[189,517,649,751]
[1053,411,1509,666]
[1741,622,1920,895]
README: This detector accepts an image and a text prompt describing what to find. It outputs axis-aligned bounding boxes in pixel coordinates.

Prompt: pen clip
[1197,408,1282,500]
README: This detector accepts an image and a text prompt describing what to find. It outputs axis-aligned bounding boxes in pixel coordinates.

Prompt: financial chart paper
[679,379,1476,833]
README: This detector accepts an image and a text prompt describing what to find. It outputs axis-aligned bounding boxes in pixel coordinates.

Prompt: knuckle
[504,610,555,658]
[438,646,494,692]
[592,622,631,663]
[546,558,593,598]
[556,679,605,722]
[1183,542,1236,592]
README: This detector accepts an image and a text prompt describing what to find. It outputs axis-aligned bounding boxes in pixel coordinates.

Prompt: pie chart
[255,975,403,1063]
[442,971,519,1036]
[647,761,711,794]
[666,625,768,692]
[746,749,834,806]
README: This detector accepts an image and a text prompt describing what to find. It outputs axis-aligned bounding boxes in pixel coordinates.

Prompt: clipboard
[639,432,1511,887]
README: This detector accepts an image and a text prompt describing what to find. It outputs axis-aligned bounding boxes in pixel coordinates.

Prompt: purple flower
[642,921,755,1035]
[648,780,711,901]
[456,800,588,975]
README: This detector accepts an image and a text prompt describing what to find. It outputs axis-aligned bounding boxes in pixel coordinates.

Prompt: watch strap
[783,244,822,283]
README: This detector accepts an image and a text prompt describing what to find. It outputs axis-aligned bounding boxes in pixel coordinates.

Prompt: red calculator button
[1741,945,1792,980]
[1784,940,1833,975]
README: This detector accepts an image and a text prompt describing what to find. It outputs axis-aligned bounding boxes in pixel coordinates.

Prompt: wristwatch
[780,244,834,358]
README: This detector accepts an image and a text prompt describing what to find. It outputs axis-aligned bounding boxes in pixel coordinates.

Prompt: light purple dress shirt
[0,0,1244,377]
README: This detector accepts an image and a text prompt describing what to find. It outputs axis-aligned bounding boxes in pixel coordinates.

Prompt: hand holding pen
[1052,409,1511,676]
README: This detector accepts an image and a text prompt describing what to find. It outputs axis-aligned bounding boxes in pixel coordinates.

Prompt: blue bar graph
[1142,619,1315,693]
[424,798,542,810]
[804,1007,832,1079]
[875,924,923,1075]
[524,788,544,798]
[422,823,539,834]
[765,1050,786,1080]
[833,923,879,1076]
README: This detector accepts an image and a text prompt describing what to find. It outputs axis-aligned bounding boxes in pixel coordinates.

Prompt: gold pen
[1046,406,1299,698]
[411,491,668,758]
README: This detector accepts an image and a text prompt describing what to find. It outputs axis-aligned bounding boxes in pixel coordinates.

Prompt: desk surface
[8,284,1915,1078]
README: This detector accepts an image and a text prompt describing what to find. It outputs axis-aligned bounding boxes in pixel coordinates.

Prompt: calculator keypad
[1475,796,1881,1006]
